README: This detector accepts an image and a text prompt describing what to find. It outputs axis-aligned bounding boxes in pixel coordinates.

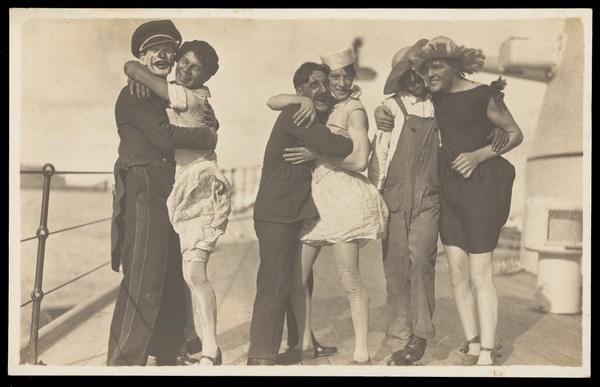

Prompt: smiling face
[328,67,355,101]
[421,59,457,93]
[399,69,428,98]
[175,51,212,89]
[139,42,177,78]
[296,70,332,113]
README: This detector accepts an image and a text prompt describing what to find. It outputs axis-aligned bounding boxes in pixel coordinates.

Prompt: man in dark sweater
[247,62,354,365]
[107,20,218,366]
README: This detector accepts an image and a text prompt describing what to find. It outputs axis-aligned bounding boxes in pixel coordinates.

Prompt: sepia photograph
[9,8,591,377]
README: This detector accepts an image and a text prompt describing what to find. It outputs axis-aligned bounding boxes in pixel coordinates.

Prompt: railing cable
[20,261,112,308]
[20,217,111,242]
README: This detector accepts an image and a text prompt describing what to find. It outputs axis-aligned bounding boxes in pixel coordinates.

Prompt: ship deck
[16,214,588,377]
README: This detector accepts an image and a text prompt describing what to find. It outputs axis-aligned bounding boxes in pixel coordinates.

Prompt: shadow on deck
[14,215,587,377]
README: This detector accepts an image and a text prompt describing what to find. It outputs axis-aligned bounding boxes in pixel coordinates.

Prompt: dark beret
[176,40,220,76]
[131,20,182,58]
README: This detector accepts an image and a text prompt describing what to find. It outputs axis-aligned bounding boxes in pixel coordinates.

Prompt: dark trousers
[107,166,186,366]
[248,220,303,361]
[285,271,314,348]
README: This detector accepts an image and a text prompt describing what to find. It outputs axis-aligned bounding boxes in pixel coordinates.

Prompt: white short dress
[166,83,232,254]
[300,88,389,246]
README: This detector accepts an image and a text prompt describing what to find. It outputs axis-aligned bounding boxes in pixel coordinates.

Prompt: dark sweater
[254,105,354,224]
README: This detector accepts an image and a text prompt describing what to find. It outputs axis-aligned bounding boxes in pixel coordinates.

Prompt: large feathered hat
[412,36,485,75]
[383,39,429,95]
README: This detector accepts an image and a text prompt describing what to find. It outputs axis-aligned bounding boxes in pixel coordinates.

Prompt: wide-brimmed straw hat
[412,36,485,75]
[383,39,429,95]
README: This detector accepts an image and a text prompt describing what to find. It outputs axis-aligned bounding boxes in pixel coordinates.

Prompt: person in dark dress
[247,62,354,365]
[107,20,218,366]
[412,36,523,366]
[373,40,510,366]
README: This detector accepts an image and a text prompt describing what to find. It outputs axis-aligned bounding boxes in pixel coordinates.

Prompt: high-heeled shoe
[186,337,203,355]
[200,347,222,366]
[454,335,480,366]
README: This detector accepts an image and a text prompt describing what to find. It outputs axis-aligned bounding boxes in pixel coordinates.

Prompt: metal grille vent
[546,209,583,247]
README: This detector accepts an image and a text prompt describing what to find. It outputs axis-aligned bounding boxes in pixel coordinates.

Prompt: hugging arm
[374,105,395,132]
[281,107,352,157]
[124,61,219,130]
[268,94,317,128]
[307,109,370,172]
[117,91,217,151]
[125,61,169,100]
[451,98,523,178]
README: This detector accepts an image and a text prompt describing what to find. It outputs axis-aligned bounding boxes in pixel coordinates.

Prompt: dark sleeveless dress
[433,85,515,254]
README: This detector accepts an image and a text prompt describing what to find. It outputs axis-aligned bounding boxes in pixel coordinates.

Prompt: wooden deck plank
[23,219,586,374]
[211,241,258,366]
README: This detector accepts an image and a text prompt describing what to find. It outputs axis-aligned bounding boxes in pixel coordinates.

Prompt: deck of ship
[14,214,588,377]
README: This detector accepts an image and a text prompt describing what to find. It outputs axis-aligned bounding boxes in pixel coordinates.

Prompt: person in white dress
[268,48,388,365]
[125,40,231,366]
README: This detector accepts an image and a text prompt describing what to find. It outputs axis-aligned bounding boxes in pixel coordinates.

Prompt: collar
[169,80,211,97]
[349,85,362,99]
[194,85,211,98]
[333,85,362,108]
[397,91,430,105]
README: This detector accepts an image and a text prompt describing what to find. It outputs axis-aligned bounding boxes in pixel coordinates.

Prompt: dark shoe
[311,333,338,357]
[277,347,317,365]
[348,357,372,365]
[403,334,427,363]
[176,354,200,365]
[156,354,198,366]
[186,337,203,355]
[155,356,177,366]
[247,357,276,366]
[387,349,412,366]
[387,334,427,365]
[454,335,480,366]
[200,347,222,366]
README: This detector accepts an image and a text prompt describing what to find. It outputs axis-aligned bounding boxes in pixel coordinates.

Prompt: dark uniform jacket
[110,86,216,271]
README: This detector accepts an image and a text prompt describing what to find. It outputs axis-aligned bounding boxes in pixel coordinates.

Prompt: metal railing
[19,163,261,365]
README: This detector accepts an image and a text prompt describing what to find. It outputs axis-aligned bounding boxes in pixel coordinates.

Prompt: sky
[9,8,591,219]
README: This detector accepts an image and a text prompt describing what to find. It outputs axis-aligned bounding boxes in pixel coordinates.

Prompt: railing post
[26,163,54,365]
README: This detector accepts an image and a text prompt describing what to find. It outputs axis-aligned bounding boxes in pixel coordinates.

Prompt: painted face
[421,59,456,93]
[139,42,177,78]
[399,70,428,98]
[176,51,212,89]
[328,67,355,101]
[296,70,332,113]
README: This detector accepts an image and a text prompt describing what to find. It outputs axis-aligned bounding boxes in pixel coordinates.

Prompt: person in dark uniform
[107,19,218,367]
[247,62,354,365]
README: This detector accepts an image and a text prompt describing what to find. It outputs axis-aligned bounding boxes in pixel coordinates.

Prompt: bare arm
[125,60,220,130]
[124,60,169,100]
[314,109,370,172]
[267,94,317,127]
[451,98,523,178]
